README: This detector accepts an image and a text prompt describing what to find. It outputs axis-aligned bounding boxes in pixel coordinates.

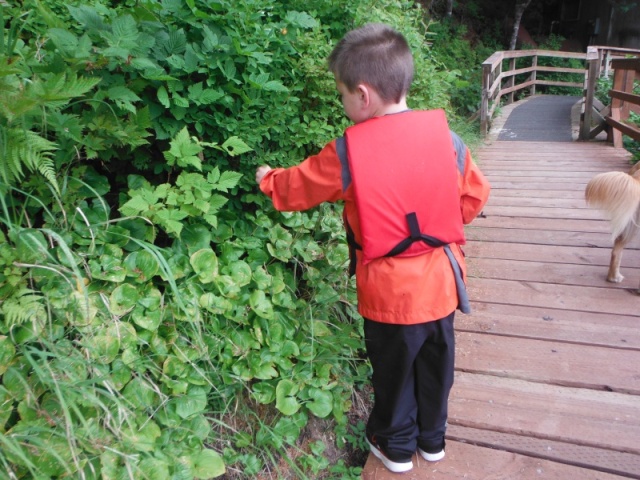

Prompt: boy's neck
[372,97,409,118]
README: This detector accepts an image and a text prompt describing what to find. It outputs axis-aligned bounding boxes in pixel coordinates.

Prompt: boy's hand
[255,165,272,184]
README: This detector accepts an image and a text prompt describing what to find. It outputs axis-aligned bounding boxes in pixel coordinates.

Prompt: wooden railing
[480,49,587,136]
[582,54,640,146]
[481,46,640,144]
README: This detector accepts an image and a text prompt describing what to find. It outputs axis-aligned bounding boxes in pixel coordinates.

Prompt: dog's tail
[585,170,640,239]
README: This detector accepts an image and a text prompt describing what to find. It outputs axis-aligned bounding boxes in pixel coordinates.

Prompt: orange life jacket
[344,109,466,266]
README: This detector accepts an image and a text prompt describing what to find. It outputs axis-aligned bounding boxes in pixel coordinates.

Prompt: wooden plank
[362,440,632,479]
[447,426,640,479]
[455,332,640,394]
[464,241,640,267]
[449,373,640,454]
[467,278,639,315]
[482,205,604,220]
[487,196,592,208]
[468,216,611,232]
[459,302,640,350]
[487,182,591,191]
[466,227,619,247]
[482,189,594,199]
[482,174,608,183]
[480,165,628,172]
[467,257,639,288]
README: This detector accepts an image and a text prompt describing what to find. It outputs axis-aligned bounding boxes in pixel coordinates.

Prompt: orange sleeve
[459,149,491,224]
[259,140,345,211]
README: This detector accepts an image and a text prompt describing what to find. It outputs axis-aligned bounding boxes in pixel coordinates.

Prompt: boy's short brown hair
[328,23,414,104]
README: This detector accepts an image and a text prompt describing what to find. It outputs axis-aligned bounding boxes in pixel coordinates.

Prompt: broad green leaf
[47,28,78,57]
[29,434,74,476]
[305,388,333,418]
[285,10,319,28]
[155,208,189,236]
[109,283,139,316]
[275,379,300,415]
[110,359,132,391]
[220,137,251,157]
[86,334,120,365]
[263,80,288,93]
[251,381,276,404]
[89,254,126,282]
[157,85,170,107]
[312,320,333,337]
[122,420,162,453]
[175,386,207,419]
[249,290,273,319]
[137,457,170,480]
[124,250,159,282]
[107,321,138,350]
[132,305,162,331]
[123,377,158,409]
[193,449,225,478]
[190,249,218,283]
[272,413,306,445]
[224,260,252,287]
[252,267,271,290]
[163,355,187,377]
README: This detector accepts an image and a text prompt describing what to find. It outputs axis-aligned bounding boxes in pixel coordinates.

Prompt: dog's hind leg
[608,234,628,283]
[607,214,639,283]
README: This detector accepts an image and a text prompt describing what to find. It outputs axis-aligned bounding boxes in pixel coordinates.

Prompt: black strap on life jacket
[384,212,447,257]
[344,213,361,277]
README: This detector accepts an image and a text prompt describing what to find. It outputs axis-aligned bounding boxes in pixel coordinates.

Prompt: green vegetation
[6,0,633,478]
[0,1,479,478]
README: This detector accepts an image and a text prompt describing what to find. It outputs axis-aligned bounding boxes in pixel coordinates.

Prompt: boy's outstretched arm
[254,141,344,212]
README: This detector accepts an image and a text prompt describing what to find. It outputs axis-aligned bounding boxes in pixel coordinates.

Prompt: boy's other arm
[257,141,344,212]
[459,149,491,224]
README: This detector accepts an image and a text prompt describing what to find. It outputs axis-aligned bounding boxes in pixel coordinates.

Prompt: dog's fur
[585,162,640,288]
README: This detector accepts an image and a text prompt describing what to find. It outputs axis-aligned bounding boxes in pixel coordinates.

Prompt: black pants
[364,312,455,459]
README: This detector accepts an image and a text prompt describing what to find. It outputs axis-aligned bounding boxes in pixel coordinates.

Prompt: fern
[1,288,47,328]
[0,127,59,193]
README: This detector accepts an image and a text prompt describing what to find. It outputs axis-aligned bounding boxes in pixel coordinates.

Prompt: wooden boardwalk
[362,106,640,478]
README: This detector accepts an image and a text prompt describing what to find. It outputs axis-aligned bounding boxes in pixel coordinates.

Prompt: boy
[256,23,490,473]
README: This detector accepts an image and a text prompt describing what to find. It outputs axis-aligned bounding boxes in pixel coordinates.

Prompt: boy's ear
[356,84,371,107]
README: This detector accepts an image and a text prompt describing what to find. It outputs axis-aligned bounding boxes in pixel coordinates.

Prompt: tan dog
[585,163,640,288]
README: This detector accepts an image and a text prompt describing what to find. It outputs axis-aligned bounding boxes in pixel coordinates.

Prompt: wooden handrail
[605,57,640,147]
[480,46,640,142]
[480,49,588,136]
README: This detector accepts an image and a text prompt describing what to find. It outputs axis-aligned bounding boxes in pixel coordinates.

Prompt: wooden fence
[480,49,587,136]
[582,55,640,146]
[481,46,640,144]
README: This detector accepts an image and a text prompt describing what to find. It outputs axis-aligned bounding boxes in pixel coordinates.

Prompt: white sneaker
[367,439,413,473]
[419,448,445,462]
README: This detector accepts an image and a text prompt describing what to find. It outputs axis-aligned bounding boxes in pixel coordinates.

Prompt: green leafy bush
[0,1,463,478]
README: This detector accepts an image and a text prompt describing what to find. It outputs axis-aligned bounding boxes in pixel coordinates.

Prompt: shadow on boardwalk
[362,96,640,479]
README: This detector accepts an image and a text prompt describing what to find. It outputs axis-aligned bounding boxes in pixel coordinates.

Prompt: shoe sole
[367,440,413,473]
[419,448,445,462]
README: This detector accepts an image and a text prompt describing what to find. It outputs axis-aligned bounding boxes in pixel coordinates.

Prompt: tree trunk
[509,0,533,50]
[446,0,453,17]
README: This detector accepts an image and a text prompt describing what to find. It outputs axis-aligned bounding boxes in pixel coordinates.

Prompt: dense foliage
[0,1,468,478]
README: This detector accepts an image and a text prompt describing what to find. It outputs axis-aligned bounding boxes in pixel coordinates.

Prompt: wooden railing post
[580,47,599,141]
[529,55,537,96]
[507,58,516,104]
[480,61,492,136]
